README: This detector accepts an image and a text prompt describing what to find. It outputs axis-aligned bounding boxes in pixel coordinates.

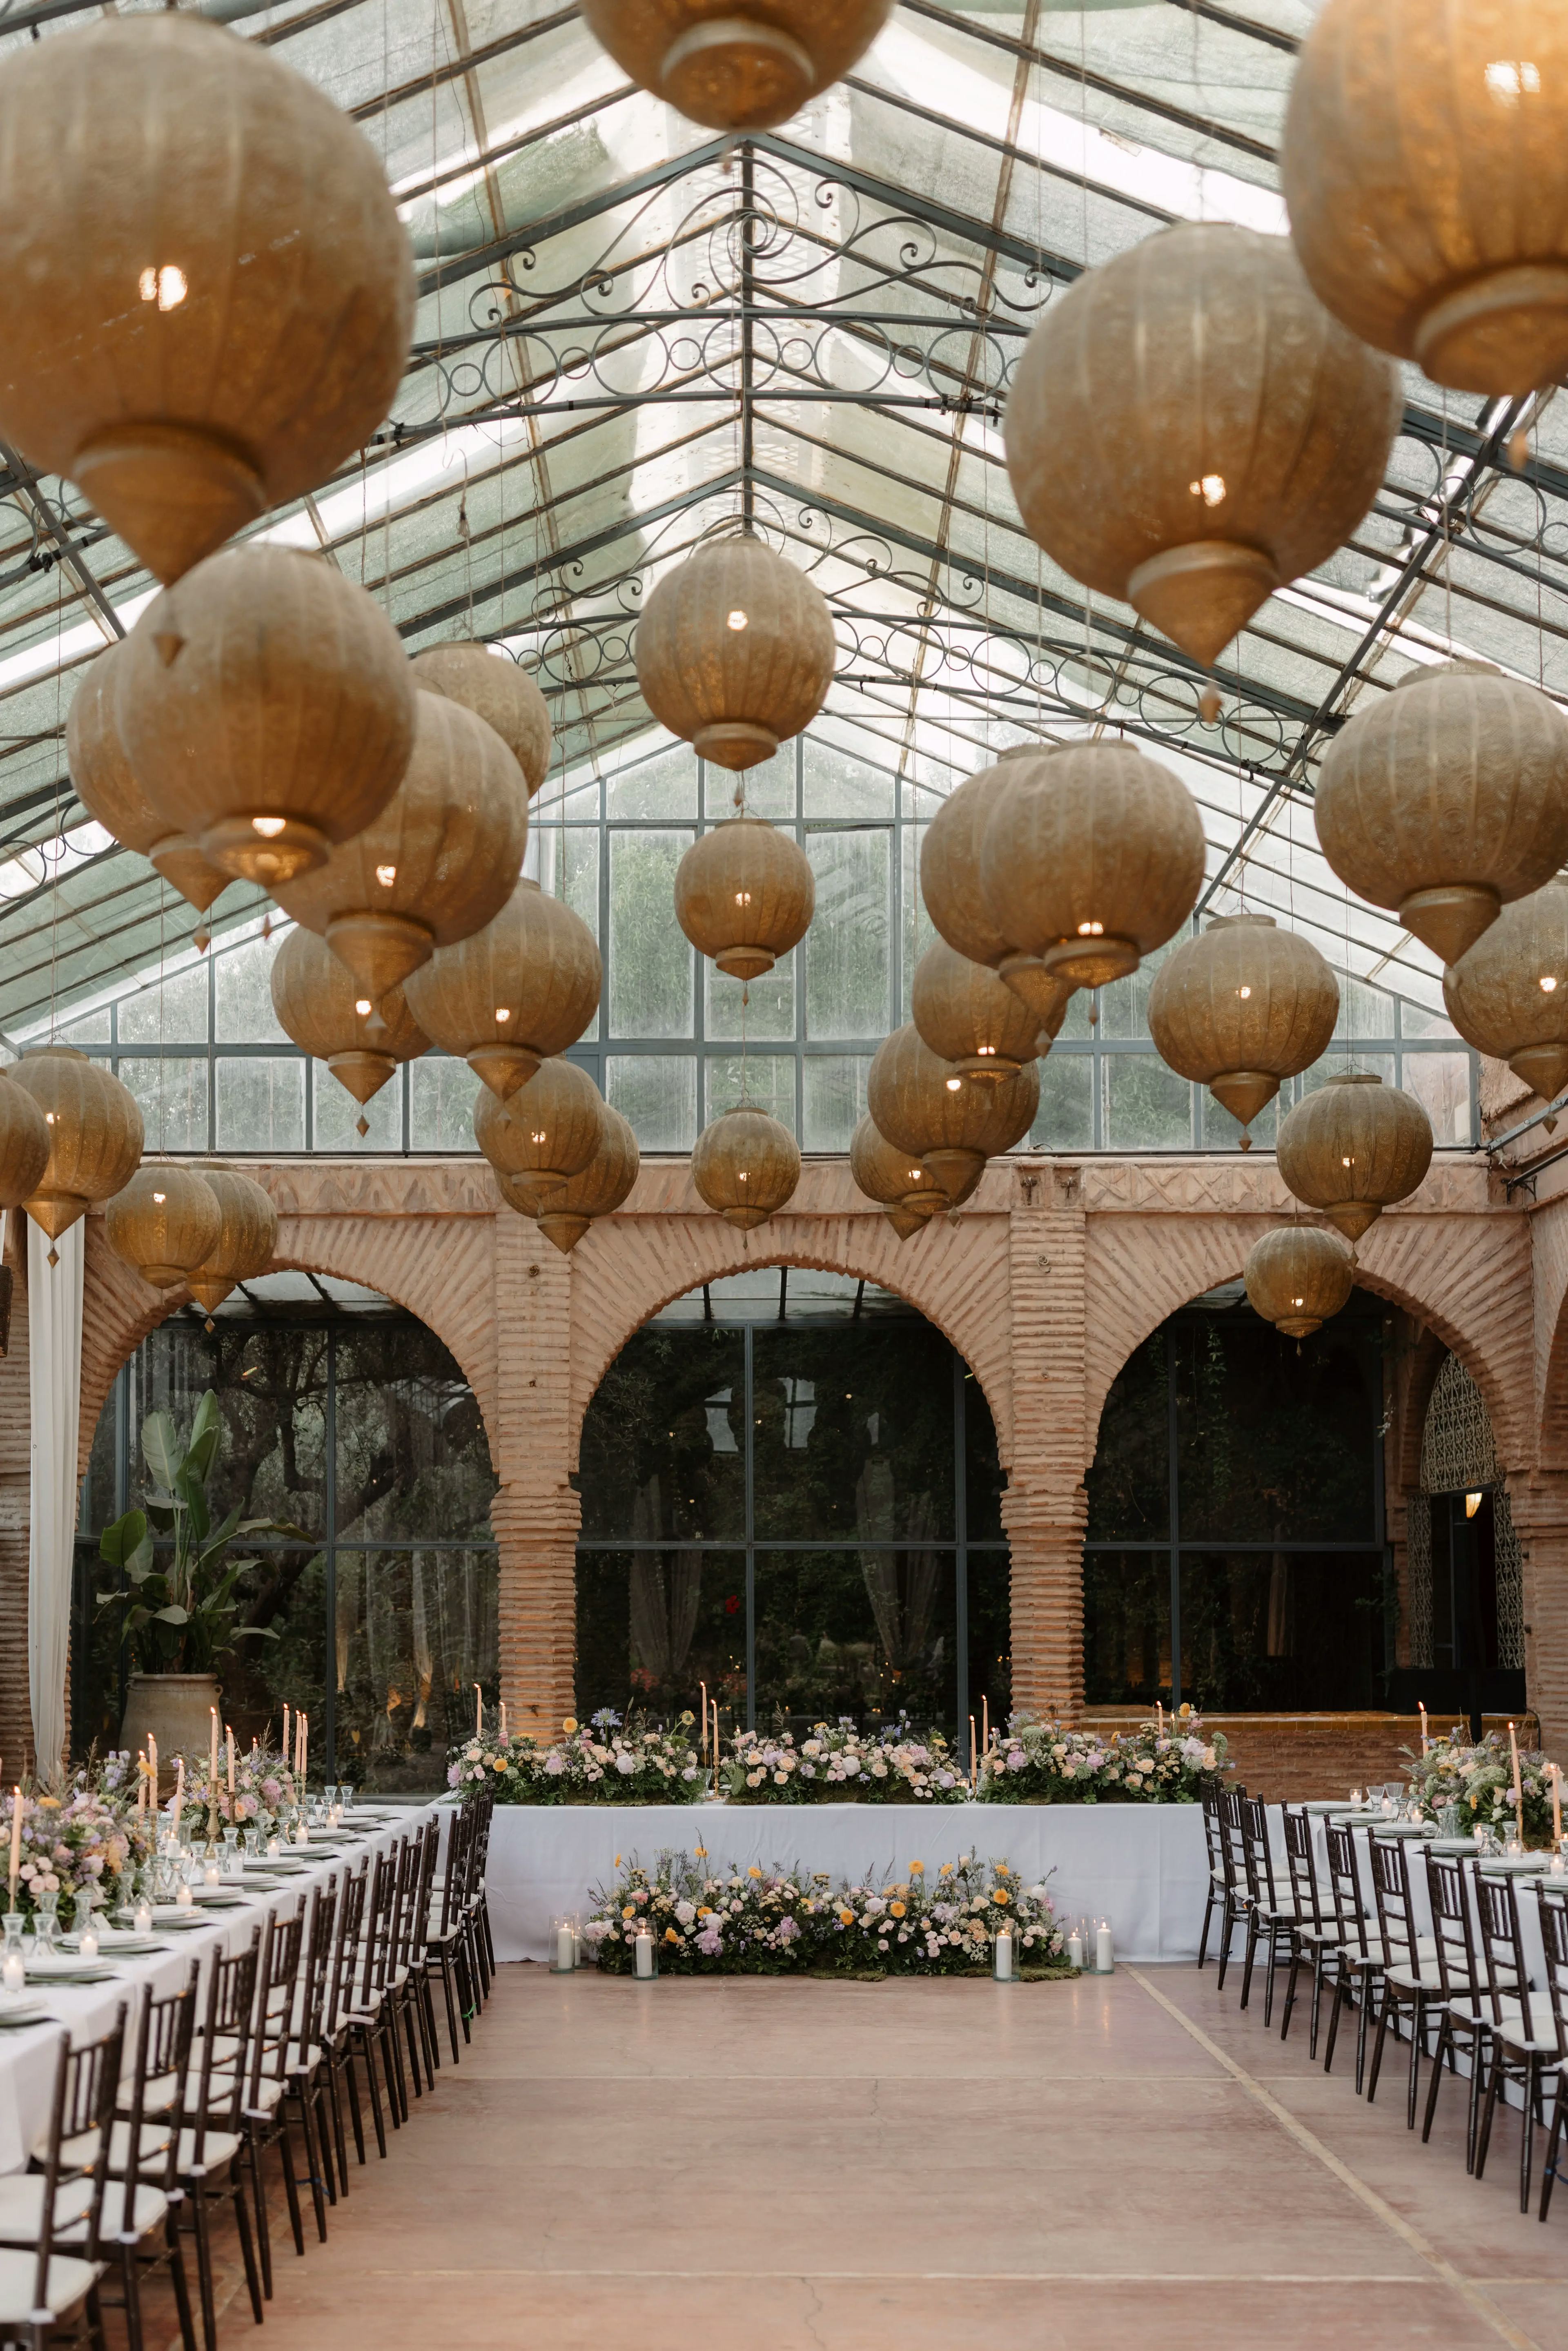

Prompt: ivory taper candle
[147,1735,157,1808]
[226,1726,236,1797]
[1510,1721,1525,1843]
[699,1683,708,1760]
[209,1707,219,1792]
[7,1787,19,1905]
[1553,1761,1563,1847]
[969,1716,977,1788]
[474,1683,483,1738]
[1419,1701,1428,1755]
[282,1705,290,1767]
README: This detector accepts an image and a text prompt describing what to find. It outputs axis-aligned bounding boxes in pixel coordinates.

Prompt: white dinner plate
[0,1999,52,2027]
[25,1959,118,1983]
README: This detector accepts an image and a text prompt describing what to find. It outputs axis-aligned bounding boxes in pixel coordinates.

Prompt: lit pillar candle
[555,1921,575,1971]
[1096,1922,1114,1972]
[634,1930,654,1981]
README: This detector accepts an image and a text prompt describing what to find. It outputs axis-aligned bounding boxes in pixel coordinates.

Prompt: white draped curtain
[27,1215,84,1782]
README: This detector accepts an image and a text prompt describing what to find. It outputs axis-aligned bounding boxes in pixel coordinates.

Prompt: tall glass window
[575,1269,1008,1747]
[1084,1284,1391,1712]
[74,1276,498,1792]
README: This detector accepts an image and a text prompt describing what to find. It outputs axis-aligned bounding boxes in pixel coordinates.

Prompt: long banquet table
[0,1803,434,2173]
[486,1799,1210,1965]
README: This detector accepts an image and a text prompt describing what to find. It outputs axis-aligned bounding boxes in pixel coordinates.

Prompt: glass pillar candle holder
[0,1915,24,1991]
[550,1917,577,1974]
[132,1891,153,1936]
[993,1922,1016,1983]
[76,1893,99,1962]
[243,1828,261,1863]
[632,1924,657,1981]
[222,1829,241,1877]
[1064,1921,1085,1972]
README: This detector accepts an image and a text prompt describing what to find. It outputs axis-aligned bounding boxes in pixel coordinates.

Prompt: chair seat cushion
[0,2245,100,2323]
[175,2128,241,2175]
[0,2175,95,2240]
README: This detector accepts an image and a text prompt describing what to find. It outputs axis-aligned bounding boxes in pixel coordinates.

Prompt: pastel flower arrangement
[582,1849,1069,1977]
[2,1780,140,1925]
[165,1745,294,1839]
[448,1710,706,1806]
[1405,1730,1561,1847]
[720,1718,968,1805]
[977,1712,1227,1805]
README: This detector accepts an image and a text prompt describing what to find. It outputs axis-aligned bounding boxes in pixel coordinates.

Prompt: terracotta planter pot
[119,1673,221,1764]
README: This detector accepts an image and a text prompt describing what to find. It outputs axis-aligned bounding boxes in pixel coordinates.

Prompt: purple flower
[696,1926,724,1957]
[543,1754,565,1776]
[776,1916,800,1943]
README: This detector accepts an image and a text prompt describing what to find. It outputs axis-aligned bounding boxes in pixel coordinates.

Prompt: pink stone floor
[232,1961,1568,2351]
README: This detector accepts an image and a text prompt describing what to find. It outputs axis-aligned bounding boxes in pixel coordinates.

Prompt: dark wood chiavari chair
[340,1843,405,2160]
[468,1782,497,1999]
[1277,1805,1343,2055]
[1237,1796,1299,2025]
[227,1900,312,2295]
[1197,1787,1229,1971]
[99,1974,200,2351]
[1532,1884,1568,2221]
[1364,1836,1445,2126]
[1322,1821,1386,2091]
[1418,1850,1487,2165]
[424,1798,476,2060]
[0,2014,127,2351]
[318,1858,372,2191]
[177,1928,265,2351]
[283,1876,340,2226]
[1472,1872,1560,2211]
[1214,1787,1253,1992]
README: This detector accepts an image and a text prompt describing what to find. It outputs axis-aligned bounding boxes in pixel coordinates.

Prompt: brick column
[1003,1165,1089,1719]
[1506,1466,1568,1753]
[492,1211,580,1735]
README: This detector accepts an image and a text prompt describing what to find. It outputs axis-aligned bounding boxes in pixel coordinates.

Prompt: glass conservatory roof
[0,0,1554,1044]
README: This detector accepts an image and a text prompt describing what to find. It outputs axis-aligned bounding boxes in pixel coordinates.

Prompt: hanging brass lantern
[1004,222,1401,666]
[0,12,413,584]
[919,749,1072,1031]
[0,1076,51,1212]
[410,641,553,800]
[866,1023,1038,1201]
[498,1105,640,1253]
[1444,875,1568,1108]
[674,817,814,980]
[979,742,1206,990]
[636,538,836,771]
[1276,1072,1433,1242]
[272,690,528,1000]
[1282,0,1568,395]
[579,0,893,132]
[7,1046,143,1243]
[67,642,230,915]
[402,879,602,1101]
[105,1162,222,1292]
[1244,1223,1356,1340]
[118,544,415,888]
[1313,661,1568,965]
[187,1165,277,1319]
[849,1113,945,1240]
[475,1056,605,1198]
[269,924,428,1110]
[911,939,1053,1081]
[1147,914,1340,1145]
[691,1105,801,1231]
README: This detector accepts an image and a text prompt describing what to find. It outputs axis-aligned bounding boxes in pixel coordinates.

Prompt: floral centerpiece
[1,1782,142,1926]
[978,1713,1227,1805]
[1405,1729,1560,1847]
[581,1848,1069,1977]
[721,1718,967,1805]
[165,1745,294,1842]
[447,1710,705,1805]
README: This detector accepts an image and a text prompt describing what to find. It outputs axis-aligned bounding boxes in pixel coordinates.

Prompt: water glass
[243,1828,261,1862]
[339,1784,356,1814]
[0,1914,24,1992]
[32,1892,59,1956]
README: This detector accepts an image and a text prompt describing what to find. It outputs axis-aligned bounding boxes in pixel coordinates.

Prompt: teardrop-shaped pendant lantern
[118,545,416,887]
[1444,876,1568,1108]
[979,743,1207,991]
[499,1105,640,1254]
[849,1113,945,1240]
[402,880,602,1101]
[1244,1223,1355,1340]
[0,12,414,583]
[105,1162,223,1292]
[273,690,528,1000]
[270,924,428,1106]
[919,749,1071,1030]
[7,1047,143,1242]
[911,939,1052,1081]
[579,0,893,132]
[187,1165,278,1318]
[1313,661,1568,964]
[1282,0,1568,394]
[0,1077,51,1212]
[474,1056,605,1199]
[636,538,836,771]
[410,642,552,799]
[1276,1072,1433,1242]
[1147,914,1340,1144]
[674,817,815,980]
[67,642,230,915]
[866,1024,1038,1202]
[1005,223,1401,666]
[691,1104,801,1231]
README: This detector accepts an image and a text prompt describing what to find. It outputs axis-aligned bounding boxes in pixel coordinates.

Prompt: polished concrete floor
[206,1959,1568,2351]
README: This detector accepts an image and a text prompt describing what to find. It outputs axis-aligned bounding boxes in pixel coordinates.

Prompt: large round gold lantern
[187,1166,277,1319]
[410,642,552,800]
[402,880,602,1101]
[273,690,528,1001]
[636,538,836,771]
[1276,1072,1433,1243]
[1244,1223,1356,1340]
[674,818,814,980]
[866,1023,1038,1201]
[579,0,893,132]
[118,545,415,888]
[979,742,1206,991]
[1282,0,1568,394]
[105,1163,222,1293]
[0,1078,51,1212]
[691,1105,801,1231]
[7,1046,143,1243]
[1444,876,1568,1107]
[474,1056,604,1198]
[0,12,414,584]
[849,1113,945,1240]
[1147,914,1340,1144]
[919,750,1071,1031]
[270,925,428,1109]
[1313,662,1568,966]
[499,1106,640,1254]
[1005,223,1401,667]
[67,642,230,915]
[911,940,1050,1081]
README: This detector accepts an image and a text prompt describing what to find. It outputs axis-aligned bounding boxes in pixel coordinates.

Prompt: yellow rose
[747,1865,762,1880]
[664,1927,679,1944]
[621,1906,635,1920]
[697,1905,713,1919]
[695,1846,708,1858]
[992,1887,1011,1905]
[996,1863,1010,1877]
[889,1901,907,1919]
[838,1906,855,1926]
[909,1861,924,1875]
[492,1758,507,1773]
[562,1718,578,1734]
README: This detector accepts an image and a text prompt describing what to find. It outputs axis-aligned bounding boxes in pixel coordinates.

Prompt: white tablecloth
[485,1801,1209,1965]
